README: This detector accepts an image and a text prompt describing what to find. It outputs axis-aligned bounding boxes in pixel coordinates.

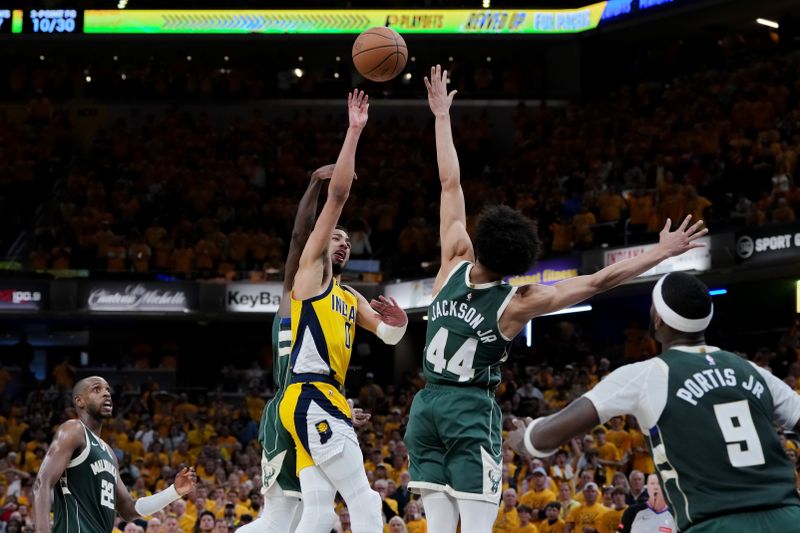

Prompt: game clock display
[0,9,82,34]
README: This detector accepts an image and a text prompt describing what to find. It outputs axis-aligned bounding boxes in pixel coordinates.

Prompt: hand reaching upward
[348,90,369,131]
[656,215,709,258]
[424,64,457,117]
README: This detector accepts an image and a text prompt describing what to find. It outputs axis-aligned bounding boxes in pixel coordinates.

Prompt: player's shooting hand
[424,64,457,117]
[348,90,369,130]
[506,418,534,461]
[311,164,336,181]
[657,214,708,258]
[174,467,197,496]
[370,296,407,327]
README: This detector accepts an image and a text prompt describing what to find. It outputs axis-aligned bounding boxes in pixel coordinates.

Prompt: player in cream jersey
[278,90,408,533]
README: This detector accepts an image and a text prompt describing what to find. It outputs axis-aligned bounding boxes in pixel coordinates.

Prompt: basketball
[352,27,408,82]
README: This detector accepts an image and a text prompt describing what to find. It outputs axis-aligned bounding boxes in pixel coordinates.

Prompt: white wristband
[376,321,407,345]
[134,484,181,517]
[523,418,559,458]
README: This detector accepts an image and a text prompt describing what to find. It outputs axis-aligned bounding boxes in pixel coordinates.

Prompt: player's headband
[652,274,713,333]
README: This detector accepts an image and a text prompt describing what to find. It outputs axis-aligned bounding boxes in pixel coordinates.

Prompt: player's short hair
[334,225,349,235]
[474,205,539,276]
[660,272,712,324]
[544,501,561,511]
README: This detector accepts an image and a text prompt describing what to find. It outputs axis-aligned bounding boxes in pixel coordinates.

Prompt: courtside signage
[505,256,581,286]
[736,224,800,265]
[384,277,436,310]
[604,236,711,277]
[83,282,194,312]
[226,282,282,313]
[0,281,46,311]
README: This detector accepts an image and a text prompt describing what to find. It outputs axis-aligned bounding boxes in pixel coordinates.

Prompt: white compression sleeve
[134,485,181,517]
[376,321,407,345]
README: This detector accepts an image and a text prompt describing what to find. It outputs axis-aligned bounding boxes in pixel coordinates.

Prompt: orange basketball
[352,27,408,82]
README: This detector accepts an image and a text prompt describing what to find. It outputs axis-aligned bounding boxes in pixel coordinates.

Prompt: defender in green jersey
[511,273,800,532]
[33,376,197,533]
[239,164,372,533]
[407,65,707,533]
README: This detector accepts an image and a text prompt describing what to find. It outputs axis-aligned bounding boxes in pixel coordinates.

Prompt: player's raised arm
[32,420,85,533]
[293,90,368,300]
[277,164,334,317]
[503,216,708,334]
[425,65,473,294]
[346,287,408,345]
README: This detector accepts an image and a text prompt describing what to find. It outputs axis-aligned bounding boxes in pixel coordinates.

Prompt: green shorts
[404,383,503,503]
[687,505,800,532]
[259,393,301,497]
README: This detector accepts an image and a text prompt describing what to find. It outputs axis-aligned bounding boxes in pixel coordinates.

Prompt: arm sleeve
[749,362,800,429]
[133,485,180,517]
[583,360,667,429]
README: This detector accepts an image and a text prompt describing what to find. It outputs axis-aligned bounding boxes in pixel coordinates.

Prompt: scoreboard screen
[0,9,83,34]
[0,1,695,36]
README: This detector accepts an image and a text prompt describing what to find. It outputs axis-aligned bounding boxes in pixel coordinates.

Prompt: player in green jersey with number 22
[33,377,197,533]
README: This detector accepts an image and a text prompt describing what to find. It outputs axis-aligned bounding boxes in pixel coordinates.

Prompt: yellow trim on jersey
[279,382,352,473]
[290,278,358,386]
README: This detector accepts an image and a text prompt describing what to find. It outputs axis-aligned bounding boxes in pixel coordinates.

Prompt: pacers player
[238,164,372,533]
[279,90,408,533]
[510,273,800,532]
[404,65,707,533]
[33,376,197,533]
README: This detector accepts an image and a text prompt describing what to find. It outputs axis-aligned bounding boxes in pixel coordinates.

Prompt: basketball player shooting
[278,90,408,533]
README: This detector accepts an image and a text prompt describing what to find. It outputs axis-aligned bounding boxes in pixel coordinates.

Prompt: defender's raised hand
[424,64,457,117]
[348,90,369,130]
[657,215,709,258]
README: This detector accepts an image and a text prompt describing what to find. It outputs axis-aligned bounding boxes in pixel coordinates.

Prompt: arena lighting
[708,289,727,296]
[756,18,779,29]
[796,281,800,314]
[293,67,304,78]
[524,305,593,347]
[403,72,412,80]
[543,304,593,317]
[482,0,491,7]
[422,315,428,321]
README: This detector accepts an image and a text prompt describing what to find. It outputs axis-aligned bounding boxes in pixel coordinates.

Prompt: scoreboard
[0,9,82,34]
[0,2,694,36]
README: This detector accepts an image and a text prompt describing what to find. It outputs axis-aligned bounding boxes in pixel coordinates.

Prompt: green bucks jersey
[53,422,117,533]
[258,315,292,447]
[423,261,517,389]
[649,348,799,530]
